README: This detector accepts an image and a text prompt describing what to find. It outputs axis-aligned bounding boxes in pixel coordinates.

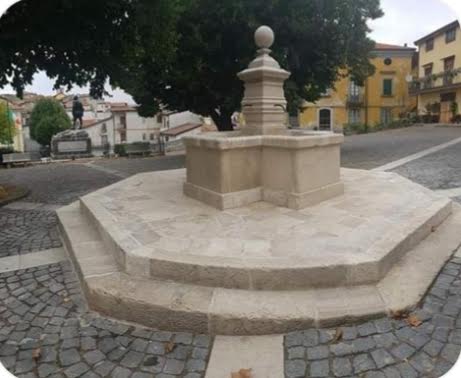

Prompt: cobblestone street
[0,210,61,258]
[1,126,461,377]
[0,262,211,378]
[284,254,461,378]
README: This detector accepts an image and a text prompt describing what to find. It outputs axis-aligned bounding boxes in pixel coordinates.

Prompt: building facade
[299,43,416,131]
[410,20,461,123]
[0,97,25,152]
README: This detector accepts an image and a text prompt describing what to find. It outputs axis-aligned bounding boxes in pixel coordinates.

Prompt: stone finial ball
[255,25,275,49]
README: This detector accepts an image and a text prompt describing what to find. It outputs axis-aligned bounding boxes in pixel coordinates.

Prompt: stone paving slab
[4,202,62,212]
[0,261,212,378]
[205,335,284,378]
[0,248,67,274]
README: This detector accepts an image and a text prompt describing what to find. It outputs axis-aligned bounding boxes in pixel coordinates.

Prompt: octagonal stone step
[58,200,461,335]
[74,169,453,292]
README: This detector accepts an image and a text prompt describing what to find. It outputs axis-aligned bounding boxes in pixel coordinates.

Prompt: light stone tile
[205,336,284,378]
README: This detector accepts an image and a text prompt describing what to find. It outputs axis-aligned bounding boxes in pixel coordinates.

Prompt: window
[150,133,155,141]
[348,109,361,124]
[446,28,456,43]
[424,64,433,77]
[384,57,392,66]
[349,81,360,96]
[382,79,393,96]
[120,131,127,142]
[381,108,393,125]
[444,56,455,72]
[119,115,126,127]
[156,114,163,123]
[426,38,434,51]
[142,133,147,141]
[101,123,107,134]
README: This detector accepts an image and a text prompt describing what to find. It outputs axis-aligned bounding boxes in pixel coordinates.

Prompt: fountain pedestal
[183,25,344,210]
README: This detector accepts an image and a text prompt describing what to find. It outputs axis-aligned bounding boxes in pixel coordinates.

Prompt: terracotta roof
[161,123,202,137]
[374,43,416,51]
[414,20,459,45]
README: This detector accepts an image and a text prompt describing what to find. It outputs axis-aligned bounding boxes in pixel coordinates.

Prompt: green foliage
[0,0,383,130]
[114,144,127,157]
[0,102,16,144]
[450,101,458,117]
[29,99,71,146]
[343,123,369,135]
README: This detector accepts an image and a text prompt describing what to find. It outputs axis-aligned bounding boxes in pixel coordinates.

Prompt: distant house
[410,20,461,123]
[299,43,416,131]
[0,90,205,155]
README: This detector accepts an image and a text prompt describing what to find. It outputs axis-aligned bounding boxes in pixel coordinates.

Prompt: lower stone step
[58,202,461,335]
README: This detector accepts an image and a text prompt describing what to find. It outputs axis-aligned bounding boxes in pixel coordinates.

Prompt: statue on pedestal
[72,95,84,129]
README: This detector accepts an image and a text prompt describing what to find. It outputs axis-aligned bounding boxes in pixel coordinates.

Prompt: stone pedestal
[183,131,343,210]
[183,26,344,210]
[51,129,92,159]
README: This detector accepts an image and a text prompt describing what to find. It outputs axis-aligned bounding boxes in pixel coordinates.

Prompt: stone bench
[125,143,151,158]
[2,152,32,168]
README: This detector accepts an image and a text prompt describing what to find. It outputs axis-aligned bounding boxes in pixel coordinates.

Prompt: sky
[0,0,460,104]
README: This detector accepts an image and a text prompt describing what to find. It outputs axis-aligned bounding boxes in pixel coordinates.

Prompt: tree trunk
[210,110,234,132]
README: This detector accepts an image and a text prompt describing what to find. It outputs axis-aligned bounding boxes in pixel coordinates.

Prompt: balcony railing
[346,93,364,107]
[409,68,461,95]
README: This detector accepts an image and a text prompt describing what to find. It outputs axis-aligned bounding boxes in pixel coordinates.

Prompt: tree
[0,0,383,131]
[0,101,15,145]
[29,99,71,146]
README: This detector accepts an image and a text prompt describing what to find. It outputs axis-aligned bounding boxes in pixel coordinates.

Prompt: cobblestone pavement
[0,262,211,378]
[0,210,62,258]
[284,253,461,378]
[0,164,119,205]
[392,142,461,191]
[341,125,461,170]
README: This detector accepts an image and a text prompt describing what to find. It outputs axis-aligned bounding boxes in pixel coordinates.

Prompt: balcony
[409,68,461,95]
[346,93,364,107]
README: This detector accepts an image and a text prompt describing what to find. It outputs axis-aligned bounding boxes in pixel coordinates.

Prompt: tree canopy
[0,101,15,145]
[0,0,383,130]
[29,98,71,146]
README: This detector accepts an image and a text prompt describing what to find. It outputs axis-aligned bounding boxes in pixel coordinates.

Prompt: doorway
[318,108,332,130]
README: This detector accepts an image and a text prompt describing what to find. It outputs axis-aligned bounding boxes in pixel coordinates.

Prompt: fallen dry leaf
[164,341,176,354]
[63,297,71,303]
[406,314,423,328]
[390,310,409,320]
[32,348,41,361]
[331,328,343,344]
[231,368,252,378]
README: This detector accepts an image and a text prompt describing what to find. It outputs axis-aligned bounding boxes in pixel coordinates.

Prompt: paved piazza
[1,125,461,377]
[0,210,61,258]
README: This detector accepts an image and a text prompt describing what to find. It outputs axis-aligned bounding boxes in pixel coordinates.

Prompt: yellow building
[299,43,416,131]
[0,97,24,152]
[410,20,461,123]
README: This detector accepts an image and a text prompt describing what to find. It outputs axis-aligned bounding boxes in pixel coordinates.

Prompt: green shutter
[383,79,393,96]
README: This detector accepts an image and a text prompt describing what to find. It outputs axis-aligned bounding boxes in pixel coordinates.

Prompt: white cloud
[369,0,456,46]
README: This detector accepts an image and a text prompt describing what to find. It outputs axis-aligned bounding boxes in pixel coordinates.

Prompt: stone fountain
[58,26,461,335]
[184,26,343,211]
